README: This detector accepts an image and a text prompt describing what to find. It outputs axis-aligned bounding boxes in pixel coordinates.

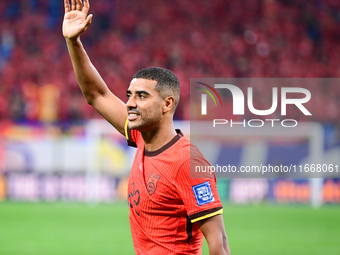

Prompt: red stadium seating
[0,0,340,123]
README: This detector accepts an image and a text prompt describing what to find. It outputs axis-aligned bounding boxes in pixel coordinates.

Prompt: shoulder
[174,137,211,173]
[170,135,201,162]
[177,136,209,163]
[174,136,216,180]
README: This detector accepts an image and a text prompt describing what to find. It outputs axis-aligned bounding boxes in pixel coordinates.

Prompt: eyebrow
[126,90,151,96]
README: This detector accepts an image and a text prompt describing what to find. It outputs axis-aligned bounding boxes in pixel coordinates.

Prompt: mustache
[127,108,141,115]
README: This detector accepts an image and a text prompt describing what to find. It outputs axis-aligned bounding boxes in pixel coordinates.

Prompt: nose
[126,95,137,110]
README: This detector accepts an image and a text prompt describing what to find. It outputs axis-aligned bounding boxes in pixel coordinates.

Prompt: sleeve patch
[192,181,215,206]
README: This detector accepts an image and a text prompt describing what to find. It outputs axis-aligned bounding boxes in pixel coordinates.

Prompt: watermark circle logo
[196,82,222,115]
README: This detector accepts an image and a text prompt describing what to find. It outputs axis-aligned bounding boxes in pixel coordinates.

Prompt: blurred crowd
[0,0,340,124]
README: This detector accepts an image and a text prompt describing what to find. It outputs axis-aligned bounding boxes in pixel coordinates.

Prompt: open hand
[63,0,93,40]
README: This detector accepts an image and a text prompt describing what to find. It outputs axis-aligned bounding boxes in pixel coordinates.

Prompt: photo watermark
[190,78,340,179]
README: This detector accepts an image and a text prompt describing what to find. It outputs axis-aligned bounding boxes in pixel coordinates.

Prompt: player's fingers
[81,14,93,31]
[82,0,90,14]
[76,0,82,11]
[71,0,76,11]
[85,14,93,27]
[64,0,70,13]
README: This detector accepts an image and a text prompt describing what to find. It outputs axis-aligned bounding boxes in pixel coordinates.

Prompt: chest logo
[147,173,161,195]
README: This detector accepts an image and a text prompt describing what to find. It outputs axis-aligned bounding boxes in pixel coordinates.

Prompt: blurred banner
[0,120,133,202]
[218,178,340,205]
[0,120,339,204]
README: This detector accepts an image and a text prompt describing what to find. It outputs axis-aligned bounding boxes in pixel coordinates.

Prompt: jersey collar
[144,129,183,157]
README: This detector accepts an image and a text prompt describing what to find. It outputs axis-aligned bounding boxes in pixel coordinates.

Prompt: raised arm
[197,214,231,255]
[63,0,127,135]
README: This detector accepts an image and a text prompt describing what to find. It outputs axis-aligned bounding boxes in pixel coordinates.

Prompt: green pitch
[0,202,339,255]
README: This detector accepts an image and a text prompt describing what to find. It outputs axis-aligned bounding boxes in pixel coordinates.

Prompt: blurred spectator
[0,0,339,124]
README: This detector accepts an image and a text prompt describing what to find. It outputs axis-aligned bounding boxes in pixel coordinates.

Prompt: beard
[128,110,162,132]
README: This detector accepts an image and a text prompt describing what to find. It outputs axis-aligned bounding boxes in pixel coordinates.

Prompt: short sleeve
[176,158,223,223]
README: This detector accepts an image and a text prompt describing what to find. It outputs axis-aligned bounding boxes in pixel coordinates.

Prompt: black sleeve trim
[188,206,223,222]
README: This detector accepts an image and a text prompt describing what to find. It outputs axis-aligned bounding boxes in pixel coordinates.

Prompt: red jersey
[125,124,223,255]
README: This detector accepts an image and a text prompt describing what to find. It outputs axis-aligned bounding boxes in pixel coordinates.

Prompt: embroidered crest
[192,181,215,206]
[147,173,161,195]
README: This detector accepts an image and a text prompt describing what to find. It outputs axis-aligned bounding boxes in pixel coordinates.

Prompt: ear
[162,96,175,114]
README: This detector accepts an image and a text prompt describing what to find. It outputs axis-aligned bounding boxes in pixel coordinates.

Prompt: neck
[141,122,177,152]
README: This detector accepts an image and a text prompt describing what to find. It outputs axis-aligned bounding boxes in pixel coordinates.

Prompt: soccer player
[62,0,231,254]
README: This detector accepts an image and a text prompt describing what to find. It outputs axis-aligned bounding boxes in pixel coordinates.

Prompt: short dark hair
[133,67,180,111]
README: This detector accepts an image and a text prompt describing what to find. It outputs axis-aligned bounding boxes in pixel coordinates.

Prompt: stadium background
[0,0,339,254]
